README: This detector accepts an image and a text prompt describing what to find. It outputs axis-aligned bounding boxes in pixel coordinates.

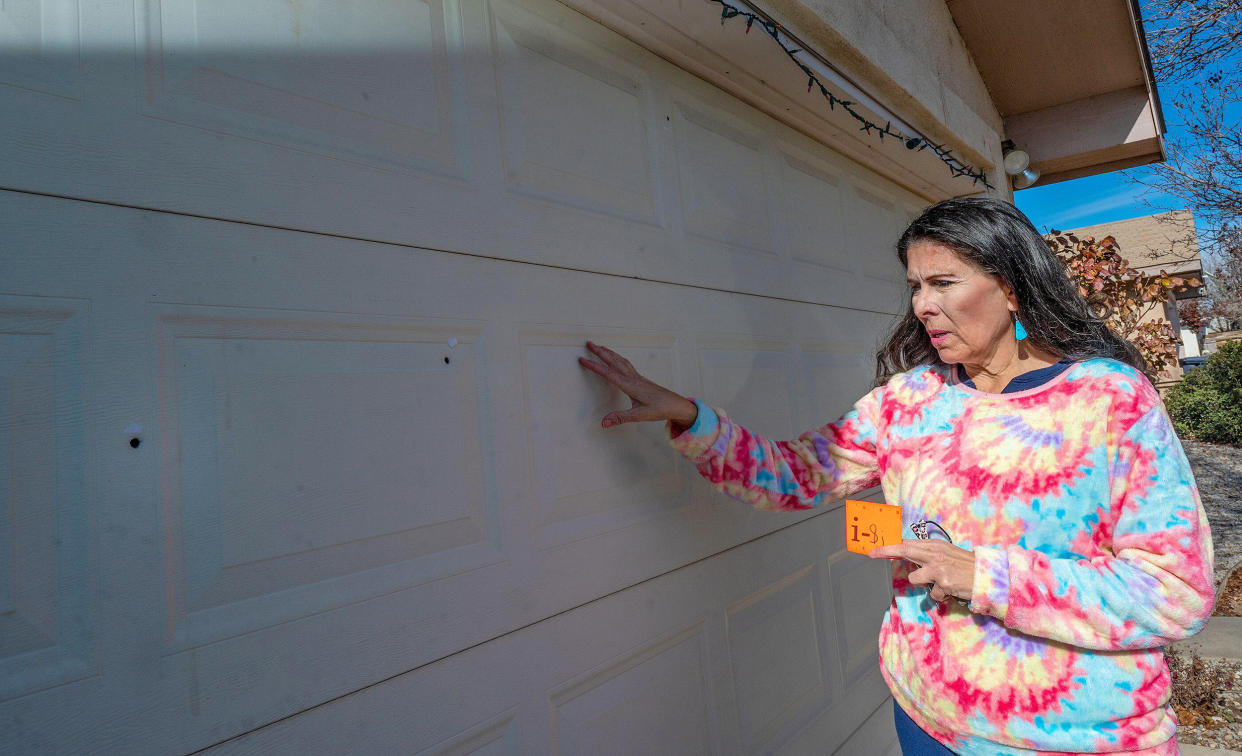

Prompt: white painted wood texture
[201,512,894,756]
[0,0,922,314]
[0,189,897,753]
[0,0,919,751]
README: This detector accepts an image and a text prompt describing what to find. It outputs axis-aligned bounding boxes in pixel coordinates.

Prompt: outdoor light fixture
[1011,167,1041,189]
[1001,139,1040,189]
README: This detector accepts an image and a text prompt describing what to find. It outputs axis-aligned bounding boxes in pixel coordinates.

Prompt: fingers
[581,342,655,404]
[580,341,687,428]
[867,542,923,564]
[871,541,964,592]
[907,565,934,589]
[867,545,902,560]
[586,341,635,375]
[577,354,620,385]
[903,549,975,603]
[580,342,643,391]
[869,539,955,564]
[907,566,948,603]
[601,406,652,428]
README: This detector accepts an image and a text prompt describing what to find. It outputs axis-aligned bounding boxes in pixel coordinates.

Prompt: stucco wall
[563,0,1010,201]
[764,0,1008,198]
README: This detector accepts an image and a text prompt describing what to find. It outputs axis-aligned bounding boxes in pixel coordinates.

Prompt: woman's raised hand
[578,341,699,430]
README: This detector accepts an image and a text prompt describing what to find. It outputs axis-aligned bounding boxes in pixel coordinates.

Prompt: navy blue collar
[956,358,1075,393]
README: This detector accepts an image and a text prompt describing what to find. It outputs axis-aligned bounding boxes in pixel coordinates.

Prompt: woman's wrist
[668,397,699,436]
[676,398,698,428]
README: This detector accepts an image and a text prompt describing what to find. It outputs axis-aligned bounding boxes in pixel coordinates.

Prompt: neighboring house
[1065,210,1203,388]
[0,1,1165,753]
[1202,301,1242,355]
[1206,328,1242,354]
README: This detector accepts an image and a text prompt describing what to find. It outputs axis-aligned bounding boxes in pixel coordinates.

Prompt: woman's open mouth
[928,330,950,346]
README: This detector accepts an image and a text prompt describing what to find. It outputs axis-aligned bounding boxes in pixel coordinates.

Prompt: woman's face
[905,240,1018,367]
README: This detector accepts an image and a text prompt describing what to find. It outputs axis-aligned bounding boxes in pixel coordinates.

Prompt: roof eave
[948,0,1166,187]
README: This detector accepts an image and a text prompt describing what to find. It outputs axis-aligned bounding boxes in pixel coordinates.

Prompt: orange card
[845,499,903,555]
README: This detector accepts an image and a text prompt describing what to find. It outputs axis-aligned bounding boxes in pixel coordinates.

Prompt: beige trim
[559,0,1006,200]
[1004,86,1163,185]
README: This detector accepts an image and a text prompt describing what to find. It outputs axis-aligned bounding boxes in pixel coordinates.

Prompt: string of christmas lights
[708,0,994,189]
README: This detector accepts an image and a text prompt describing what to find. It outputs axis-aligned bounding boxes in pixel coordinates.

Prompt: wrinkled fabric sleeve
[666,387,884,512]
[970,403,1215,650]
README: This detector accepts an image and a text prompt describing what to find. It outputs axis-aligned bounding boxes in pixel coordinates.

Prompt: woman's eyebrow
[906,272,956,283]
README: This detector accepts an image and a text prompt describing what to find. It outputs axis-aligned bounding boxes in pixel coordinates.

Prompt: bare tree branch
[1143,0,1242,83]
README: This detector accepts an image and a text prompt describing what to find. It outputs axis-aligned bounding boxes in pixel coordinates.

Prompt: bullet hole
[443,356,451,364]
[130,438,141,448]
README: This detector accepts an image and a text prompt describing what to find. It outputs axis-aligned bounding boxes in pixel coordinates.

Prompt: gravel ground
[1174,654,1242,751]
[1182,439,1242,589]
[1175,439,1242,751]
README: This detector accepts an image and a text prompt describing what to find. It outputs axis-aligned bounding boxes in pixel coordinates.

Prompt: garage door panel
[167,556,528,753]
[828,548,893,687]
[204,511,891,755]
[140,0,465,175]
[520,330,688,551]
[778,150,851,274]
[726,564,837,753]
[674,98,774,255]
[696,340,796,440]
[0,0,82,100]
[491,0,662,226]
[3,0,922,316]
[0,297,94,703]
[799,342,876,425]
[848,183,909,287]
[0,188,898,752]
[783,691,898,756]
[773,135,911,314]
[550,622,712,756]
[418,711,519,755]
[157,309,501,649]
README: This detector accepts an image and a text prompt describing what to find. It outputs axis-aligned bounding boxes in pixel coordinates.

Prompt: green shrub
[1166,341,1242,446]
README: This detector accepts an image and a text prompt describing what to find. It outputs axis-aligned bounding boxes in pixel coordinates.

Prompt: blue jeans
[893,700,957,755]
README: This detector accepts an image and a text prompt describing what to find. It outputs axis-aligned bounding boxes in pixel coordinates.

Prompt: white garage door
[0,0,923,752]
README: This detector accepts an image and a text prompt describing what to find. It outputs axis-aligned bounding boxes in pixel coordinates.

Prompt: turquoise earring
[1014,318,1028,341]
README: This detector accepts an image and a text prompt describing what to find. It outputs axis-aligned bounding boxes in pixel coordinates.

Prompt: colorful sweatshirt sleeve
[665,387,883,512]
[970,402,1215,650]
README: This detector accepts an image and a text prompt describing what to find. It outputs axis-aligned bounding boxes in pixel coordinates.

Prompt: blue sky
[1014,174,1173,235]
[1012,89,1202,235]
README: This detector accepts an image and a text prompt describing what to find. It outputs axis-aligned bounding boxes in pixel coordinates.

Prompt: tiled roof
[1061,210,1200,275]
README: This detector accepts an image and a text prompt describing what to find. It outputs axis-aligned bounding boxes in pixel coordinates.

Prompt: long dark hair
[874,196,1146,385]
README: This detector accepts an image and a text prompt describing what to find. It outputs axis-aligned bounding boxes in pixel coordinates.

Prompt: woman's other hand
[578,341,698,431]
[870,540,976,604]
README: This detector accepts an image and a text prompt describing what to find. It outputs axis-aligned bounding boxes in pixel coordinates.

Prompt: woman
[578,197,1214,755]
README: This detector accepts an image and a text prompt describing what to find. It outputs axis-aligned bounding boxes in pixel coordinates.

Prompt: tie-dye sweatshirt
[667,358,1214,755]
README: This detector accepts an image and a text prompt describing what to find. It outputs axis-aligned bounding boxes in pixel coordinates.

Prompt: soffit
[947,0,1166,185]
[946,0,1148,117]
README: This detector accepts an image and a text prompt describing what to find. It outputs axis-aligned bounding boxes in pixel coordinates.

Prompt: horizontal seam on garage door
[186,505,843,754]
[832,693,897,756]
[3,186,903,319]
